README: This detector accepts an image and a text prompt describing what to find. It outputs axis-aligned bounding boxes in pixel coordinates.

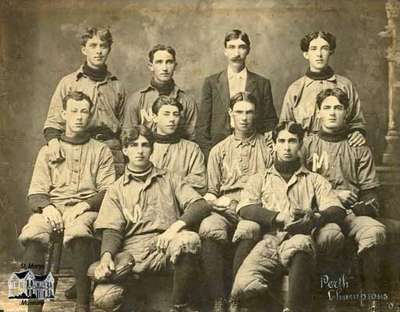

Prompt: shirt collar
[266,163,310,178]
[75,65,117,82]
[227,66,247,80]
[140,82,182,99]
[122,165,166,186]
[231,131,257,148]
[304,74,337,87]
[60,133,91,145]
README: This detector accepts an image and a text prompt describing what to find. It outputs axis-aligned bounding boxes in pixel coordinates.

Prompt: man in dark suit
[195,29,278,159]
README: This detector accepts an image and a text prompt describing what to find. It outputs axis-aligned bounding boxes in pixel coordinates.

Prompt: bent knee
[315,223,345,256]
[168,231,201,263]
[279,235,315,267]
[93,284,125,311]
[198,216,229,242]
[232,220,262,243]
[355,222,386,254]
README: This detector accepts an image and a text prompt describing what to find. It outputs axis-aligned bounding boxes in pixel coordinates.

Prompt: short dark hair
[80,27,113,48]
[148,44,176,63]
[272,121,305,144]
[152,96,183,115]
[224,29,251,48]
[120,126,155,149]
[316,88,349,110]
[62,91,93,111]
[300,31,336,52]
[229,92,257,110]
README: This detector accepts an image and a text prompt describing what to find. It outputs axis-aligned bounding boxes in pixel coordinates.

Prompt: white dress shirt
[227,66,248,97]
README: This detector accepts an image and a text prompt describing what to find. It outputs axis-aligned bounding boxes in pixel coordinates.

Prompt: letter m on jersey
[140,109,155,123]
[312,151,329,173]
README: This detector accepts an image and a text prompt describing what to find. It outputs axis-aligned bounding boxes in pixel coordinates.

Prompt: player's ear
[147,61,154,73]
[303,51,309,61]
[228,109,235,128]
[61,109,67,122]
[153,113,159,124]
[81,46,87,57]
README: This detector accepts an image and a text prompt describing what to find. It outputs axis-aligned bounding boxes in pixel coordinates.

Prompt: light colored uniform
[199,133,273,243]
[302,134,386,254]
[123,84,197,140]
[150,139,206,193]
[232,165,343,298]
[19,139,115,246]
[44,66,127,175]
[93,167,203,311]
[280,74,366,135]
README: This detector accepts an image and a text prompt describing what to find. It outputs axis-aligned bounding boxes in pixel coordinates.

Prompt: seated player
[92,126,212,312]
[19,91,116,312]
[231,121,346,312]
[150,96,206,193]
[280,31,366,147]
[199,92,273,311]
[302,88,387,311]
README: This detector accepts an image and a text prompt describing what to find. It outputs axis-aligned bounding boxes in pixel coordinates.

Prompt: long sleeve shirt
[150,139,206,193]
[95,167,203,237]
[207,133,272,200]
[280,74,366,135]
[123,84,198,141]
[28,138,116,212]
[237,165,344,228]
[44,66,126,141]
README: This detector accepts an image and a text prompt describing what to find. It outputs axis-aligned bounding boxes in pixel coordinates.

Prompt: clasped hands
[280,209,320,235]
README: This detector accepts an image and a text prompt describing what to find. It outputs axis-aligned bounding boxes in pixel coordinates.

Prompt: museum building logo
[8,269,54,300]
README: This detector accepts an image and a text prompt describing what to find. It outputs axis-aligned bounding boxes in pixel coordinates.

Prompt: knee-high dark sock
[362,247,381,293]
[201,239,225,301]
[172,253,198,305]
[232,239,257,280]
[23,241,46,275]
[288,252,314,312]
[70,238,93,305]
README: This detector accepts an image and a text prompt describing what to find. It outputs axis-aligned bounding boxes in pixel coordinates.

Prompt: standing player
[43,27,126,176]
[123,44,197,141]
[281,31,366,147]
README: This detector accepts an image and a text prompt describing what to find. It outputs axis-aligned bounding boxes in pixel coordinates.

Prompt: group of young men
[18,27,397,312]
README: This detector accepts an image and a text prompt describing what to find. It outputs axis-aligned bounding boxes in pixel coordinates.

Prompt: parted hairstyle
[152,96,183,115]
[80,27,113,48]
[272,121,305,144]
[316,88,350,110]
[229,92,257,110]
[148,44,176,63]
[62,91,94,111]
[300,31,336,52]
[224,29,251,48]
[120,125,155,149]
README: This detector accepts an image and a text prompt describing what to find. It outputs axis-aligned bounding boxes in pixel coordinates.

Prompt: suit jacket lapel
[217,70,230,109]
[245,70,257,95]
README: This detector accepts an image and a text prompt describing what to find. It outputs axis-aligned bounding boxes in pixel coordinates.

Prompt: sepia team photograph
[1,1,400,312]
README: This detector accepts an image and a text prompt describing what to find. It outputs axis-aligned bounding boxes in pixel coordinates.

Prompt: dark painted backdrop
[0,0,388,260]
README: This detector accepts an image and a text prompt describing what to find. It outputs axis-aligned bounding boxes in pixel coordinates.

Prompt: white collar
[227,66,247,80]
